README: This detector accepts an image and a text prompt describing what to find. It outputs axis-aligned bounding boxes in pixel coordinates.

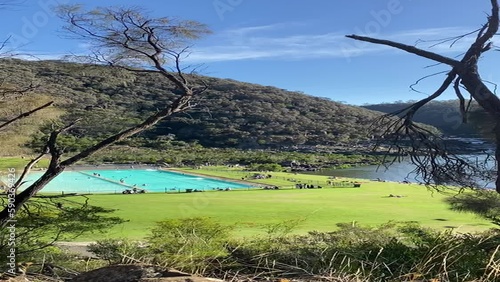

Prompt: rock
[70,264,224,282]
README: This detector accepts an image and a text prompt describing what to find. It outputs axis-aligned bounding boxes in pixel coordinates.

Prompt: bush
[0,198,123,271]
[28,218,500,281]
[147,217,232,274]
[225,222,500,281]
[88,218,232,274]
[248,163,283,172]
[88,239,148,265]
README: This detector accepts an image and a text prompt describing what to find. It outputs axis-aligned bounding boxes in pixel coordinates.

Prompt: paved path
[55,242,96,258]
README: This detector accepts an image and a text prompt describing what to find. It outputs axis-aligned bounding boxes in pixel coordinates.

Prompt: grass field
[68,167,495,240]
[0,157,49,170]
[1,160,494,240]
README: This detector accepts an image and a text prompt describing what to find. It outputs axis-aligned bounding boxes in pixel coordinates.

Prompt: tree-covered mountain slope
[0,59,432,151]
[362,100,482,137]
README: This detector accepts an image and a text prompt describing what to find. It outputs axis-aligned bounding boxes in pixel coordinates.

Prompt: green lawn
[72,168,495,240]
[0,157,49,170]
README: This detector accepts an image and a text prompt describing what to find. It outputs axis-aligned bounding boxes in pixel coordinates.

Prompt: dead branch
[0,80,37,100]
[0,101,53,131]
[348,0,500,191]
[345,34,460,67]
[409,70,449,94]
[12,149,48,191]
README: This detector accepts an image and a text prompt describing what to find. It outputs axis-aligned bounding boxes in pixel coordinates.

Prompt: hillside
[363,100,482,137]
[0,59,431,153]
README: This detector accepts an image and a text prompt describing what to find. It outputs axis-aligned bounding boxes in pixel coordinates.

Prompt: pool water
[23,169,252,194]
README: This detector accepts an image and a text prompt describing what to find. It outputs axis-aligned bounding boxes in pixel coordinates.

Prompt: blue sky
[1,0,499,105]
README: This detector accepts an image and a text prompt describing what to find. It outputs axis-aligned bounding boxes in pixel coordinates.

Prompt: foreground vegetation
[87,218,500,281]
[2,168,500,281]
[3,217,500,281]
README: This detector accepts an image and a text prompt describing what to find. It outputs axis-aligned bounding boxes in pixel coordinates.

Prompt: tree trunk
[0,166,64,226]
[495,123,500,193]
[460,72,500,192]
[459,72,500,119]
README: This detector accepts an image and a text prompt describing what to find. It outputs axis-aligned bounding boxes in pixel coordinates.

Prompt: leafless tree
[0,5,210,226]
[346,0,500,192]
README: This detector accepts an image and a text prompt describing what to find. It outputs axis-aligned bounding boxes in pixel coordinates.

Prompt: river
[307,153,496,188]
[308,160,419,182]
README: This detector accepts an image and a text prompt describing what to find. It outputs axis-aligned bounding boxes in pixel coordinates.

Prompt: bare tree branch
[347,0,500,192]
[0,101,53,131]
[409,70,449,94]
[345,34,461,67]
[13,149,48,191]
[0,6,211,226]
[0,80,37,101]
[423,27,483,48]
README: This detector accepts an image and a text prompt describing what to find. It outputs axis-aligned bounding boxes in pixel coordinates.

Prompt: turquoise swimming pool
[23,169,252,194]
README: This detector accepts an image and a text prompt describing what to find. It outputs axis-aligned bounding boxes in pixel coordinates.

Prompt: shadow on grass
[445,191,500,226]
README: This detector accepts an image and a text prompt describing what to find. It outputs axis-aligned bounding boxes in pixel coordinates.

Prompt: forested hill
[2,59,411,150]
[363,100,482,137]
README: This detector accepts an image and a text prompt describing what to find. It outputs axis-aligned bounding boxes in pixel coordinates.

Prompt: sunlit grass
[0,157,50,171]
[66,167,495,240]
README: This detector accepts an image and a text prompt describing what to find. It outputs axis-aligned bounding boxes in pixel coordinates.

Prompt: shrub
[147,217,232,274]
[88,239,148,265]
[248,163,283,172]
[30,218,500,281]
[225,222,500,281]
[0,198,123,270]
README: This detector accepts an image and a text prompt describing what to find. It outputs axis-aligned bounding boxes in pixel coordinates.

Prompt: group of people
[245,173,272,180]
[295,183,322,189]
[185,188,205,193]
[122,187,146,194]
[215,187,232,191]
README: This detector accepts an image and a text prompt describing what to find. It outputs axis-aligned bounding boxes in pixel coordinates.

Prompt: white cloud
[225,23,290,36]
[12,52,67,61]
[225,22,308,36]
[394,27,474,39]
[13,25,493,65]
[186,25,489,63]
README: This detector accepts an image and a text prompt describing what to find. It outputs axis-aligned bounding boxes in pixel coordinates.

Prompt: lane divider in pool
[77,171,142,190]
